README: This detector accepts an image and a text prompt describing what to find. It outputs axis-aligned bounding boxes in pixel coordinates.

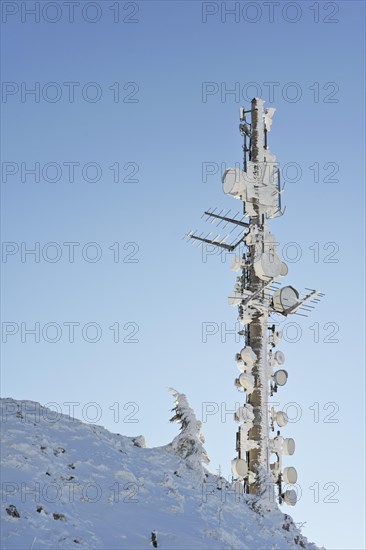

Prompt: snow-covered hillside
[1,397,319,550]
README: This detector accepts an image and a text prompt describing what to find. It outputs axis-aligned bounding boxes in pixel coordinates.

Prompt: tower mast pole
[245,98,269,494]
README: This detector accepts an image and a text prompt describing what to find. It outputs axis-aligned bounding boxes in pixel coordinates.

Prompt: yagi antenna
[187,230,246,252]
[203,210,250,228]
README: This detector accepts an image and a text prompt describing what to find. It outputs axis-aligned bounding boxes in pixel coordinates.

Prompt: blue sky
[1,1,365,548]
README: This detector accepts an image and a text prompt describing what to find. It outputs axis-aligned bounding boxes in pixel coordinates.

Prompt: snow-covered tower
[186,98,323,505]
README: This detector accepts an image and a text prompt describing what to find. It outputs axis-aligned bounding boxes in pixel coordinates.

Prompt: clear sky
[1,1,365,549]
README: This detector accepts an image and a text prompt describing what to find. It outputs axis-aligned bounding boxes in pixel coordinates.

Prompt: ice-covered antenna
[186,98,323,505]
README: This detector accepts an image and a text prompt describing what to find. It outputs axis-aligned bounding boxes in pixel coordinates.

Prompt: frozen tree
[168,388,209,469]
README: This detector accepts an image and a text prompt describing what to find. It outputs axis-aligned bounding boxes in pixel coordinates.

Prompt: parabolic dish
[274,350,285,365]
[240,346,257,365]
[276,411,288,427]
[283,466,298,484]
[238,372,255,393]
[280,262,288,276]
[231,458,248,479]
[283,438,295,456]
[254,251,283,280]
[272,286,299,314]
[284,489,297,506]
[222,168,245,197]
[274,369,288,386]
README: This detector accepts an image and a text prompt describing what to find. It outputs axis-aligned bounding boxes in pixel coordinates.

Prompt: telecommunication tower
[186,98,323,505]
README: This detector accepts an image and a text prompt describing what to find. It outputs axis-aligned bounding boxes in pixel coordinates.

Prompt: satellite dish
[280,262,288,276]
[254,250,283,280]
[283,438,295,456]
[274,351,285,365]
[283,489,297,506]
[240,346,257,365]
[283,466,297,484]
[222,168,245,197]
[231,457,248,479]
[276,411,288,427]
[272,286,299,315]
[238,372,255,393]
[274,369,288,386]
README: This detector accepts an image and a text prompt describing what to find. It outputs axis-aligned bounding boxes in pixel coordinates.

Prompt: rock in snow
[0,397,320,550]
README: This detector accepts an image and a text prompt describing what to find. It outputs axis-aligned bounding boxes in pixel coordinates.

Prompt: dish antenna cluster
[186,98,323,505]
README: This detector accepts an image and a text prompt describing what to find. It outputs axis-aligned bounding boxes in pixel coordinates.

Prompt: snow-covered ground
[1,397,320,550]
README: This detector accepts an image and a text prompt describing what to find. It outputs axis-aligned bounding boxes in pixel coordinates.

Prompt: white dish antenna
[275,411,288,427]
[274,350,285,365]
[274,369,288,386]
[280,262,288,276]
[238,372,255,393]
[283,466,298,484]
[240,346,257,365]
[283,438,295,456]
[222,168,246,198]
[231,457,248,479]
[272,286,299,315]
[254,251,285,281]
[283,489,297,506]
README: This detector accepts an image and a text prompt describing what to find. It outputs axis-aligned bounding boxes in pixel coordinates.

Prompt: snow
[166,389,209,472]
[1,397,321,550]
[264,108,276,132]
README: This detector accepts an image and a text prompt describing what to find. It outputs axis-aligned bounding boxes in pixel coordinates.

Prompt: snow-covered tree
[168,388,209,470]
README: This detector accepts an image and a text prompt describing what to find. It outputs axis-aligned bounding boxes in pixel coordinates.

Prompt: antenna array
[186,98,323,505]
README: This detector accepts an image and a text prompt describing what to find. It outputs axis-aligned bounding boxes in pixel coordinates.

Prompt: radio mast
[186,98,323,505]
